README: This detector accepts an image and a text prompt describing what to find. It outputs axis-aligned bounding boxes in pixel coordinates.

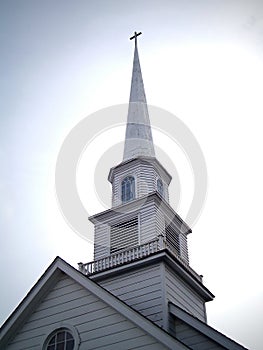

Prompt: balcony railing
[78,235,202,282]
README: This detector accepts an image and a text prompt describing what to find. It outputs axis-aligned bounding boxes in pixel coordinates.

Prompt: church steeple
[83,34,214,332]
[123,31,155,161]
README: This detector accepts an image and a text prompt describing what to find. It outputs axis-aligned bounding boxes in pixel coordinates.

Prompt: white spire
[123,32,155,161]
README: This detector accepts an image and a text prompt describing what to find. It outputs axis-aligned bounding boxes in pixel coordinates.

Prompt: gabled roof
[0,256,189,350]
[169,302,249,350]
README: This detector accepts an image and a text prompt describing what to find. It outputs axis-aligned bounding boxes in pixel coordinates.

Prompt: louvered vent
[110,217,139,254]
[165,225,180,256]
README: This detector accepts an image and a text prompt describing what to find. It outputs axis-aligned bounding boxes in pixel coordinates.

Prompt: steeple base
[80,250,214,331]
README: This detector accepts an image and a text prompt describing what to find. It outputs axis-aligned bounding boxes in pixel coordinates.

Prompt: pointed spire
[123,32,155,161]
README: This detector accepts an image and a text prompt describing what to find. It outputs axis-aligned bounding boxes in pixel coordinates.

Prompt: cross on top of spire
[130,31,142,47]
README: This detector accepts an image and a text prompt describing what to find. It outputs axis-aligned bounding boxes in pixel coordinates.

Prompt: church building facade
[0,33,248,350]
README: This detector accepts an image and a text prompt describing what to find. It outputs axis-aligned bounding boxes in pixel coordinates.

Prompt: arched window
[157,178,164,197]
[121,176,135,203]
[45,329,75,350]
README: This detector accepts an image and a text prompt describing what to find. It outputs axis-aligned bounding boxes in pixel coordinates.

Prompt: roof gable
[0,257,189,350]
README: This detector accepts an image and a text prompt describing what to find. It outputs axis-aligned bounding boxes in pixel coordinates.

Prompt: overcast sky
[1,1,263,349]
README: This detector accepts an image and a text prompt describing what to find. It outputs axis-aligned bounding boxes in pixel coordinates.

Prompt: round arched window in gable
[121,176,135,203]
[44,328,75,350]
[157,178,164,197]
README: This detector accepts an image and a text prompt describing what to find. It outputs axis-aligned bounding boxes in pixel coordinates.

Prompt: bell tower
[78,32,214,332]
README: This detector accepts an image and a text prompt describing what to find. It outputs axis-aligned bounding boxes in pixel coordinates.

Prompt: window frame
[42,325,80,350]
[121,175,136,203]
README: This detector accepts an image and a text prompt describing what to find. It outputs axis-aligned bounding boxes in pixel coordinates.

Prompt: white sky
[1,1,263,349]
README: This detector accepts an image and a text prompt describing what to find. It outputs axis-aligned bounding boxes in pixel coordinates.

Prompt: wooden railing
[78,235,202,282]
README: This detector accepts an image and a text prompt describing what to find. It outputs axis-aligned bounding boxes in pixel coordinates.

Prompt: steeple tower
[81,33,214,333]
[123,32,155,160]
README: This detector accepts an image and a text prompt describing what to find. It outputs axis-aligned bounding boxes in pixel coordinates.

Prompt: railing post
[158,234,165,250]
[78,262,84,273]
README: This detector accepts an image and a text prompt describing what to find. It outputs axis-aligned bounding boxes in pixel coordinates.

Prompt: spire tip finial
[130,31,142,47]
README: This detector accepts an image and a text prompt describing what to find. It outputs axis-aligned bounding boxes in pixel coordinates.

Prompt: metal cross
[130,31,142,46]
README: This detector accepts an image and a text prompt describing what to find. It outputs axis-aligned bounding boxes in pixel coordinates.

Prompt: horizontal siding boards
[98,263,164,327]
[47,274,76,289]
[132,342,169,350]
[124,288,161,304]
[9,308,119,343]
[80,321,139,343]
[76,312,125,333]
[175,319,225,350]
[99,264,161,290]
[81,332,167,350]
[165,265,206,322]
[6,336,44,350]
[138,163,155,197]
[26,293,100,323]
[37,290,90,312]
[19,300,110,333]
[14,309,118,341]
[6,274,169,350]
[40,281,85,303]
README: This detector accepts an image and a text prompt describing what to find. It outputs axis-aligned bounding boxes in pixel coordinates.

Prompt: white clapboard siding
[165,265,206,322]
[5,274,169,350]
[138,162,155,196]
[111,160,169,207]
[97,263,164,327]
[174,319,225,350]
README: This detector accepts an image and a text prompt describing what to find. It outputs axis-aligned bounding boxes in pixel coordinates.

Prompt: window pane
[47,345,55,350]
[57,343,64,350]
[121,176,135,203]
[56,331,65,342]
[66,332,74,340]
[46,329,74,350]
[48,335,56,345]
[66,339,75,350]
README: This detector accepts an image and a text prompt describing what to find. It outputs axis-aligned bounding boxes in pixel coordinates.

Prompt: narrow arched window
[121,176,135,203]
[157,178,164,197]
